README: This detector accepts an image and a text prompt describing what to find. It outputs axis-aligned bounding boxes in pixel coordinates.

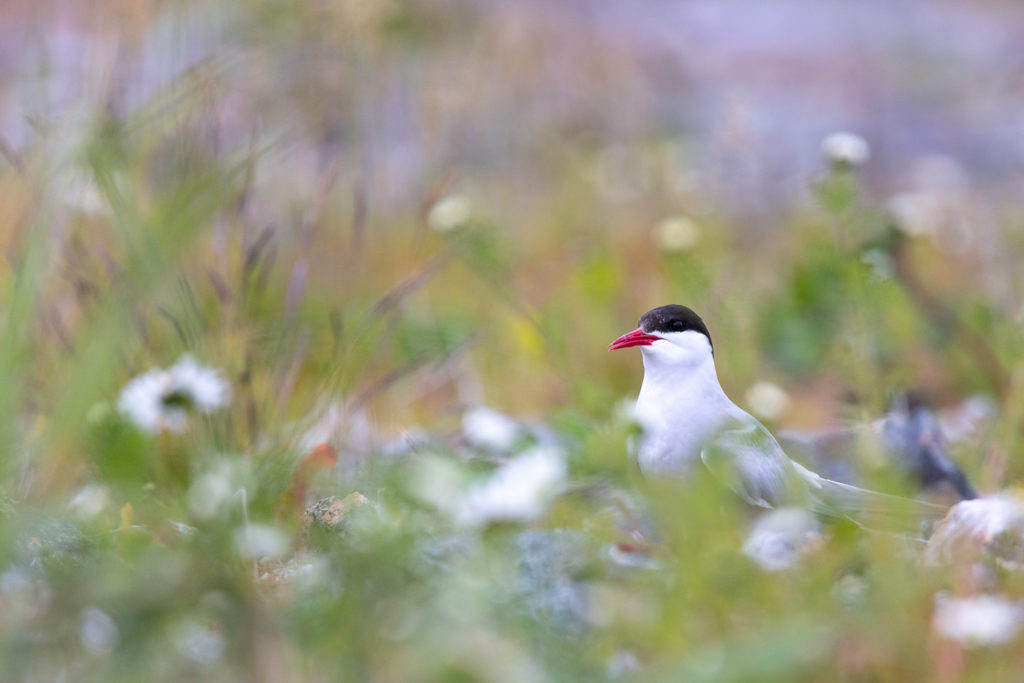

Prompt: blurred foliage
[0,0,1022,681]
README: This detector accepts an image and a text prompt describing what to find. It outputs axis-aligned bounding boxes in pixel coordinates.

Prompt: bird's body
[633,338,730,476]
[634,337,805,507]
[612,304,949,523]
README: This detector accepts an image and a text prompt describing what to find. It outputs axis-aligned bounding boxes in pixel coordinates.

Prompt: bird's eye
[671,320,685,331]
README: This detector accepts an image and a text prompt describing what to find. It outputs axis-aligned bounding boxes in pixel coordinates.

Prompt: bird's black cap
[639,305,712,349]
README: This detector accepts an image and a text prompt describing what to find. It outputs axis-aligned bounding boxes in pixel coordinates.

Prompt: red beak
[609,328,661,350]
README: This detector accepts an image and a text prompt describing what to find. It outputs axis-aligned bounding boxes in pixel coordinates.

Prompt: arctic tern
[610,304,948,522]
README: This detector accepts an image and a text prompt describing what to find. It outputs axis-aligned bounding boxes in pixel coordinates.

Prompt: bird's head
[609,304,714,370]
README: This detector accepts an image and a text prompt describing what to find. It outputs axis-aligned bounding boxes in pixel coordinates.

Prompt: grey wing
[700,418,809,508]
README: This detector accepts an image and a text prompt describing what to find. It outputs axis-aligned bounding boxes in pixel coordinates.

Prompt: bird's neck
[634,353,738,472]
[640,352,729,406]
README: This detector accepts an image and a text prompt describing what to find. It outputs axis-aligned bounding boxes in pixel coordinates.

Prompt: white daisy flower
[167,355,232,412]
[933,593,1024,647]
[925,494,1024,566]
[454,446,568,527]
[654,216,700,253]
[462,406,522,452]
[744,381,791,421]
[67,484,112,520]
[820,132,870,168]
[117,355,231,434]
[427,194,473,232]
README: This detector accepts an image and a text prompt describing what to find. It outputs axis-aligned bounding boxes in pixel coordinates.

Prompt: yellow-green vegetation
[1,2,1023,681]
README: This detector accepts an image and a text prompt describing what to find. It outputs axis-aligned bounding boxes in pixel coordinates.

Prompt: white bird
[610,304,947,523]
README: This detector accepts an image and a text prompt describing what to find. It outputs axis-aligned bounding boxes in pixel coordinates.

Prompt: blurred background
[2,0,1024,680]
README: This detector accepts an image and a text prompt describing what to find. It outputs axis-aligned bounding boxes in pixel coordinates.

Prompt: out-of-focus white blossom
[744,381,791,421]
[820,132,870,167]
[462,406,522,452]
[933,593,1024,647]
[118,368,187,433]
[887,155,974,253]
[926,494,1024,566]
[427,194,473,232]
[80,606,119,655]
[117,355,231,434]
[170,356,232,411]
[742,508,822,571]
[654,216,700,253]
[454,446,567,527]
[174,619,226,663]
[887,192,937,236]
[67,483,112,519]
[235,523,290,559]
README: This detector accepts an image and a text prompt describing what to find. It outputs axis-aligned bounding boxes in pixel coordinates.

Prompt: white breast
[633,350,735,475]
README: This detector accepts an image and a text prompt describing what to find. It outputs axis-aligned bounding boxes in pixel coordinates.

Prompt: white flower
[168,355,232,411]
[744,381,791,421]
[67,484,112,519]
[235,523,290,559]
[933,593,1024,647]
[117,355,231,433]
[118,368,184,433]
[820,132,870,167]
[427,194,473,232]
[654,216,700,253]
[742,508,821,571]
[887,192,937,236]
[462,406,522,452]
[926,494,1024,566]
[454,446,568,527]
[80,606,119,655]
